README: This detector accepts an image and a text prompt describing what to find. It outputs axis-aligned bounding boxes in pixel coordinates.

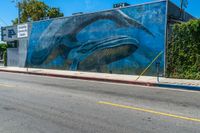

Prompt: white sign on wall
[17,24,28,38]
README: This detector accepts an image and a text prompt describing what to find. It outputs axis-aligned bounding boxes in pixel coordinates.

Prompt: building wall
[26,1,167,76]
[7,48,19,66]
[18,39,28,67]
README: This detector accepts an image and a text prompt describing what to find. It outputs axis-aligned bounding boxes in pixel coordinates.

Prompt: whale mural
[26,1,167,76]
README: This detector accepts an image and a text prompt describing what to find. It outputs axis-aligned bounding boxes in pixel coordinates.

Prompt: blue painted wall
[26,1,167,76]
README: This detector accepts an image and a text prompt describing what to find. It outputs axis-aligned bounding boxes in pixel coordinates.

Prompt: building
[1,0,194,76]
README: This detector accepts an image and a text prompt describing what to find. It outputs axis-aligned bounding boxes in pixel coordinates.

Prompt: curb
[0,69,199,91]
[157,83,200,91]
[0,69,155,87]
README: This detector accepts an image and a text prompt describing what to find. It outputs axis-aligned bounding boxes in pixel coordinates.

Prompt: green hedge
[0,43,7,51]
[167,19,200,80]
[0,43,7,66]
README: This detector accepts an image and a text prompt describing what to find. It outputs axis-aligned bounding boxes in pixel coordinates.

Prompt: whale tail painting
[26,1,167,76]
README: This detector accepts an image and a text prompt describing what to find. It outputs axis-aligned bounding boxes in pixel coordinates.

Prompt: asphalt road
[0,72,200,133]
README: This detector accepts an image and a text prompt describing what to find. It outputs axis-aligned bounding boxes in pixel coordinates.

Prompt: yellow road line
[0,83,14,88]
[98,101,200,123]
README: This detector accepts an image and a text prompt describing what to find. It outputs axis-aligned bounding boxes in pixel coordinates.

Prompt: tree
[47,8,63,19]
[12,0,64,25]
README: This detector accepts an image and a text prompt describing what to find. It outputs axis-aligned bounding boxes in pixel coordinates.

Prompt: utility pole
[12,0,21,24]
[180,0,183,20]
[18,1,21,24]
[180,0,183,9]
[180,0,188,20]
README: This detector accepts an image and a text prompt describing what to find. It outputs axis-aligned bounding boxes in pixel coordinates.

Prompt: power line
[0,17,8,26]
[0,18,7,44]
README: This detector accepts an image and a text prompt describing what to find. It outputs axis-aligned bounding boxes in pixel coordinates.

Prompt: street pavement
[0,71,200,133]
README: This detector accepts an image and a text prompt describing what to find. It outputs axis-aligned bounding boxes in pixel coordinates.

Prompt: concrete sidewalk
[0,66,199,90]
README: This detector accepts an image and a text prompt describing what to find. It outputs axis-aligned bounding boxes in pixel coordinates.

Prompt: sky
[0,0,199,42]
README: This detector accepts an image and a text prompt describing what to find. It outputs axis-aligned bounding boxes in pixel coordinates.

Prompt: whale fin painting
[26,1,167,76]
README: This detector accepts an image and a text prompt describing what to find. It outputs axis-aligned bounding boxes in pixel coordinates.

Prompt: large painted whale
[29,9,154,71]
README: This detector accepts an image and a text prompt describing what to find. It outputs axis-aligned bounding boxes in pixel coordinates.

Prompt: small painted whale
[28,9,154,71]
